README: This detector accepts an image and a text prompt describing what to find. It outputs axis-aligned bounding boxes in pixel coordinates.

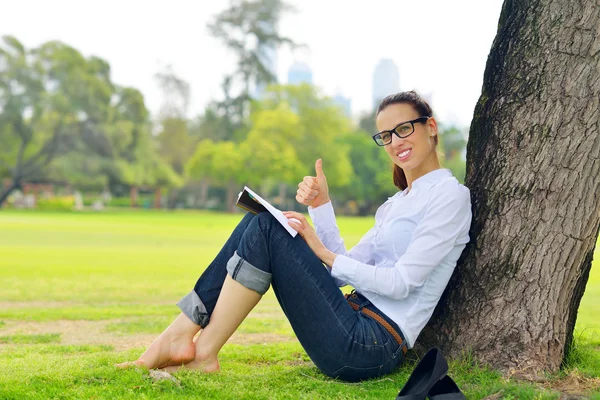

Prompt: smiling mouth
[397,149,412,160]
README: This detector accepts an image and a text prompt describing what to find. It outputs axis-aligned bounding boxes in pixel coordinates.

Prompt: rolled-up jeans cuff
[226,250,271,295]
[176,291,210,327]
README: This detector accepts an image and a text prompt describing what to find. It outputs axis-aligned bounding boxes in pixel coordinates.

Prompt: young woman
[117,91,472,382]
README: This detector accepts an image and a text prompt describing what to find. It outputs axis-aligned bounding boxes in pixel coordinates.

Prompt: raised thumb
[315,158,325,180]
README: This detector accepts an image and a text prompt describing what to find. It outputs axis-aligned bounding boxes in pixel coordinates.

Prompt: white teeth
[398,150,410,158]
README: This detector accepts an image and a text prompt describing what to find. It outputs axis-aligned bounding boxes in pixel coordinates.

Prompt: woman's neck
[404,158,442,191]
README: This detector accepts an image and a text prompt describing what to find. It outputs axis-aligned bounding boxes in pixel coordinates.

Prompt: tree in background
[438,124,467,183]
[153,66,194,175]
[0,36,178,206]
[334,130,395,215]
[258,84,354,189]
[238,103,304,209]
[153,66,194,207]
[207,0,298,140]
[419,0,600,373]
[0,36,106,203]
[186,139,217,208]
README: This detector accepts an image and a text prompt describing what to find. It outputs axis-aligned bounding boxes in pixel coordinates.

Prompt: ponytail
[393,165,408,191]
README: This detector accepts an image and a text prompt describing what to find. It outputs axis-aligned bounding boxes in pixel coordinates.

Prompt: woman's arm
[308,201,377,265]
[331,187,472,300]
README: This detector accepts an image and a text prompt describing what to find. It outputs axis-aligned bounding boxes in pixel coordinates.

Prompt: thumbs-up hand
[296,159,330,208]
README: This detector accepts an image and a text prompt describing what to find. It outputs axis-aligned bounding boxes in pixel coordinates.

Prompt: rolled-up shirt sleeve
[331,188,472,300]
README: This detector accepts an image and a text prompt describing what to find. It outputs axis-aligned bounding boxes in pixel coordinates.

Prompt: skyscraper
[372,58,400,110]
[287,61,313,85]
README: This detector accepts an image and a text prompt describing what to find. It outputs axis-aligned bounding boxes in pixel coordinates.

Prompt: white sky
[1,0,504,128]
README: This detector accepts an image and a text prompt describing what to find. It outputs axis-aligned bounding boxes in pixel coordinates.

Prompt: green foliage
[333,130,395,214]
[0,36,178,206]
[36,196,75,211]
[189,104,232,142]
[155,117,194,175]
[255,84,355,188]
[239,103,304,186]
[106,196,154,208]
[438,125,468,183]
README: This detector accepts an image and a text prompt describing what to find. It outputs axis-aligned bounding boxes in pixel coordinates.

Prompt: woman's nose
[390,132,405,147]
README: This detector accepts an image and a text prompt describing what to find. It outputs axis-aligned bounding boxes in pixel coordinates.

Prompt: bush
[107,196,154,208]
[36,196,75,211]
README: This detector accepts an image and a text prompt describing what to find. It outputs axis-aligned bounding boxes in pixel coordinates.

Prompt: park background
[1,0,599,399]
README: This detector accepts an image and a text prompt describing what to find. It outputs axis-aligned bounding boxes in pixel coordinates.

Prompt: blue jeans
[177,211,406,382]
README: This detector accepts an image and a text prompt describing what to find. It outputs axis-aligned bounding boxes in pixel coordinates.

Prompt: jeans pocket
[381,329,404,362]
[354,314,383,347]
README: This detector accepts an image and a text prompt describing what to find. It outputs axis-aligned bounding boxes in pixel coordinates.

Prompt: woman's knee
[255,211,276,225]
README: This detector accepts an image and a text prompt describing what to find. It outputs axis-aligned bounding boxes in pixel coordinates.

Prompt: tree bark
[418,0,600,374]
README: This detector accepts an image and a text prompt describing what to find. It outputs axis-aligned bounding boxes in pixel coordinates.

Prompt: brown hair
[376,91,438,190]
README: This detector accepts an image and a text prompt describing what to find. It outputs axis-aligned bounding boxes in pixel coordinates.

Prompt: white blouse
[308,168,472,348]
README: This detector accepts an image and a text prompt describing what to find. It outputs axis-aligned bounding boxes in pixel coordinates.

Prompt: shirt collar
[388,168,452,200]
[410,168,452,191]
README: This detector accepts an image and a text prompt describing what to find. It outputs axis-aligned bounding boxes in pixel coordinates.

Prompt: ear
[427,116,438,136]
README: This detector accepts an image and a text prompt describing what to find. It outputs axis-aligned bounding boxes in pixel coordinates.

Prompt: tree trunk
[130,186,138,208]
[0,181,18,207]
[418,0,600,374]
[226,181,239,213]
[278,183,287,209]
[199,179,209,208]
[154,187,162,209]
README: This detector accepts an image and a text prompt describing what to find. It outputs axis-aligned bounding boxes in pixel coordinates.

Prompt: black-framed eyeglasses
[372,116,430,146]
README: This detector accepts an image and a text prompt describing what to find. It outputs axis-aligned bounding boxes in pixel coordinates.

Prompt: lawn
[0,209,598,399]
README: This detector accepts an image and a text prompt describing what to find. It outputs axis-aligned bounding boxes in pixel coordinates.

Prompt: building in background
[287,61,313,85]
[372,58,400,110]
[333,93,352,117]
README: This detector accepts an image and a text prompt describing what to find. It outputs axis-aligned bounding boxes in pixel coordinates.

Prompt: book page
[243,186,298,237]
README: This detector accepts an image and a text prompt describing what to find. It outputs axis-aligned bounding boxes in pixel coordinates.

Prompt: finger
[298,182,317,198]
[295,194,308,205]
[315,159,325,181]
[288,220,300,230]
[283,211,305,221]
[298,186,317,199]
[303,176,319,190]
[295,194,312,206]
[288,221,305,236]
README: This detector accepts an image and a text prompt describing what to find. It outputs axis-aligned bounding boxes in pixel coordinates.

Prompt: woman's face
[375,103,438,173]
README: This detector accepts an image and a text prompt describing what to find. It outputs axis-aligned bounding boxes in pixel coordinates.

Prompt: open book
[236,186,299,237]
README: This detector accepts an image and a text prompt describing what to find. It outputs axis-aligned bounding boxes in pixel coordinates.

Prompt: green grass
[0,209,598,399]
[0,333,61,344]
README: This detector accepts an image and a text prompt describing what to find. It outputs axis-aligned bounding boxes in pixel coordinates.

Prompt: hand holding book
[236,186,299,237]
[283,210,337,267]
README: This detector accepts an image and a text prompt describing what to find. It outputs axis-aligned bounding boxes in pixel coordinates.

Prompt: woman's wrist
[311,197,331,209]
[318,249,337,267]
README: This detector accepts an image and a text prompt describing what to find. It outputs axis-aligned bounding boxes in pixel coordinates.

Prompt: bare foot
[161,354,220,373]
[116,332,196,370]
[160,333,220,373]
